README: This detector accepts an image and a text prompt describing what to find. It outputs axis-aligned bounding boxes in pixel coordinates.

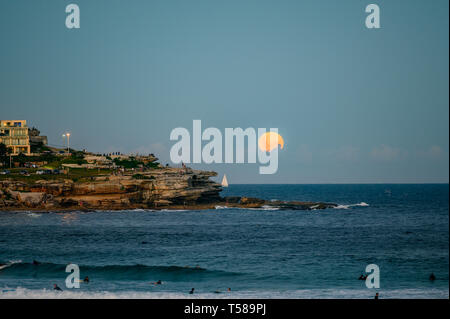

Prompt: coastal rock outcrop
[17,192,48,207]
[0,168,337,211]
[0,167,221,210]
[220,196,337,210]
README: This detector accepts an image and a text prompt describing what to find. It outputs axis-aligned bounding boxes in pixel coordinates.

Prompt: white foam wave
[0,287,447,299]
[334,202,370,210]
[214,206,230,209]
[215,205,280,211]
[355,202,369,207]
[248,205,280,211]
[0,260,22,270]
[334,205,351,209]
[27,213,42,218]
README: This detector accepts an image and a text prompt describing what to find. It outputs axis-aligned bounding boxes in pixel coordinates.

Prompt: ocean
[0,184,448,299]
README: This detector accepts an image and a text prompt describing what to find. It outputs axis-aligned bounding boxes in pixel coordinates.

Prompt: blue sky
[0,0,448,183]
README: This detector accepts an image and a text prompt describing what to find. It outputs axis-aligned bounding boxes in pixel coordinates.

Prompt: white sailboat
[221,174,229,187]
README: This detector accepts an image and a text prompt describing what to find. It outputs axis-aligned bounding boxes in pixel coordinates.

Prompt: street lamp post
[66,133,70,153]
[62,132,71,154]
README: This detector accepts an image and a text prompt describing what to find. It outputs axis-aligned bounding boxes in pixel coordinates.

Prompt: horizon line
[223,182,450,185]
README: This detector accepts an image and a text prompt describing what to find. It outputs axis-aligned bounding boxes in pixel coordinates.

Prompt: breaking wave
[0,260,22,271]
[334,202,370,210]
[215,205,279,211]
[0,262,240,281]
[214,205,231,209]
[248,205,280,211]
[1,287,447,299]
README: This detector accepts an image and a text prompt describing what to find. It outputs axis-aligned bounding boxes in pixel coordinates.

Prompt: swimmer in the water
[374,292,379,299]
[32,260,40,265]
[83,276,89,283]
[429,273,436,281]
[189,288,195,294]
[227,288,231,292]
[53,284,62,291]
[151,280,162,285]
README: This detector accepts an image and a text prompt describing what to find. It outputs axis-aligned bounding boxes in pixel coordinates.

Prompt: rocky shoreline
[0,167,337,212]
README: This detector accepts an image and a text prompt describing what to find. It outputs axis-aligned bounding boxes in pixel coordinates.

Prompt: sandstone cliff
[0,167,221,210]
[0,167,336,211]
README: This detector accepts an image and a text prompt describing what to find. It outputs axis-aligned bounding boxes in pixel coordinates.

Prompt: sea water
[0,184,448,299]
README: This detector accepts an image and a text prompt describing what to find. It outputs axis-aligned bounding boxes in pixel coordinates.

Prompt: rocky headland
[0,167,337,211]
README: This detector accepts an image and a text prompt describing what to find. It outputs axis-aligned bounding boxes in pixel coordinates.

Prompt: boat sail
[221,174,229,187]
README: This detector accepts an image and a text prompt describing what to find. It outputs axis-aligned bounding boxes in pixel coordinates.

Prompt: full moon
[258,132,284,152]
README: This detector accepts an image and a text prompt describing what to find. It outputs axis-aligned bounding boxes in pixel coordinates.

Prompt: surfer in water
[429,273,436,281]
[189,288,195,294]
[358,274,367,280]
[83,276,90,283]
[151,280,162,285]
[53,284,63,291]
[32,260,40,265]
